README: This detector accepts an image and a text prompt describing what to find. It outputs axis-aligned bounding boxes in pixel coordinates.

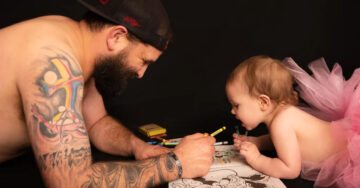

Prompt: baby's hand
[233,133,248,149]
[239,141,261,165]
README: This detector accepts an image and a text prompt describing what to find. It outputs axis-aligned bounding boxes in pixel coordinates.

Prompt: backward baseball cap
[77,0,173,50]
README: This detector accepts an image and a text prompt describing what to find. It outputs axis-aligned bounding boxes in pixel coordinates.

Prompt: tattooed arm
[82,78,170,160]
[18,50,215,187]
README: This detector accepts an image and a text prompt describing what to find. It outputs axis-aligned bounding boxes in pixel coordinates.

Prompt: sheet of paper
[169,145,286,188]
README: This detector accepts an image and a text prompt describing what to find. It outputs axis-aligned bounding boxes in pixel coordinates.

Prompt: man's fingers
[206,135,216,144]
[186,132,205,139]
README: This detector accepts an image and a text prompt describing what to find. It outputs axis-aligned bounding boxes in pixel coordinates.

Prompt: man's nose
[136,65,148,78]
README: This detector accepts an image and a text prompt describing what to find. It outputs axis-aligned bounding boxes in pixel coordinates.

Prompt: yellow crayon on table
[210,126,226,137]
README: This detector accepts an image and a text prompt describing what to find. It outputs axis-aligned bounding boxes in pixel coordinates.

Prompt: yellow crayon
[210,126,226,137]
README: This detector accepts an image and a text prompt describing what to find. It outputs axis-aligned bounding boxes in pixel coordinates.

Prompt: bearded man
[0,0,215,187]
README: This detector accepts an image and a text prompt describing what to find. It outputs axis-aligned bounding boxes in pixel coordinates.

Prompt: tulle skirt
[283,57,360,188]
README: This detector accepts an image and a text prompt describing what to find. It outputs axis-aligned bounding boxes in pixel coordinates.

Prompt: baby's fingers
[233,137,243,146]
[234,140,241,148]
[233,133,240,139]
[239,146,248,156]
[234,144,241,151]
[240,141,252,150]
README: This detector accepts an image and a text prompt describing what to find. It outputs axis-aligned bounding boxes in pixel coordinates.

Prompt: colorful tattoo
[30,53,178,186]
[31,57,86,144]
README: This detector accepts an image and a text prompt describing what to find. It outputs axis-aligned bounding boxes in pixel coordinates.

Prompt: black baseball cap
[77,0,173,50]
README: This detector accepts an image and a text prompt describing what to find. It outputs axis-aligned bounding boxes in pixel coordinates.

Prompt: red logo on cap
[123,17,141,27]
[99,0,109,5]
[163,40,169,50]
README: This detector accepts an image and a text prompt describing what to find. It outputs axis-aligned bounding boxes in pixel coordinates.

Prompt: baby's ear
[258,94,271,111]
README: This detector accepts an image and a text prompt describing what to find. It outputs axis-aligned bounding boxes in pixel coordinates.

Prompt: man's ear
[106,25,129,51]
[258,94,271,111]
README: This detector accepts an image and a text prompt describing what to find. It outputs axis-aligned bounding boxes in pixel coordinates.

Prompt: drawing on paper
[169,145,286,188]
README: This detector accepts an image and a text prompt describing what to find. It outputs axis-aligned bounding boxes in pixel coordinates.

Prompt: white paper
[169,145,286,188]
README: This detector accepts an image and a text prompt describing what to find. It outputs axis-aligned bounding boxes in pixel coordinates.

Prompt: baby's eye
[233,104,239,109]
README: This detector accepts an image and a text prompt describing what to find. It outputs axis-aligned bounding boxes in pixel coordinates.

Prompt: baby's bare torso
[282,106,346,163]
[0,16,81,162]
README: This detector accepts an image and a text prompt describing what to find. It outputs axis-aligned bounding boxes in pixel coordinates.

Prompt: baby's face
[226,82,263,130]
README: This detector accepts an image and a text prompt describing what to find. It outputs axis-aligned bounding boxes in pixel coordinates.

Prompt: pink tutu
[283,57,360,188]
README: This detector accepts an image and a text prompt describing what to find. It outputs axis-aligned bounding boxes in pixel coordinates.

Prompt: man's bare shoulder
[0,15,82,75]
[1,15,76,30]
[24,15,79,32]
[0,15,80,52]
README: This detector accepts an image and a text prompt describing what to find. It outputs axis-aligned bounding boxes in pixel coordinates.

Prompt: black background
[0,0,359,187]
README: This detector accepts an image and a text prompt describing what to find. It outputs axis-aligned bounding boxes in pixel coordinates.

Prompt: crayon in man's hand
[210,126,226,137]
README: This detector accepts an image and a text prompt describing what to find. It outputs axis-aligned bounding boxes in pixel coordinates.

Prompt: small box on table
[138,123,167,137]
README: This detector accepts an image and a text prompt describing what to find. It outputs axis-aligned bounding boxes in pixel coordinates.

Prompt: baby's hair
[227,55,298,105]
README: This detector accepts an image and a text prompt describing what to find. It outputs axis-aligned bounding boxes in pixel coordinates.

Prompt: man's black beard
[93,51,137,98]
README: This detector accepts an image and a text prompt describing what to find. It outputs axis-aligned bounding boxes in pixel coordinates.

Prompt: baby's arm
[239,119,301,179]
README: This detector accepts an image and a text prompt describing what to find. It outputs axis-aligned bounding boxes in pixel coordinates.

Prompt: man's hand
[133,142,171,160]
[173,133,215,178]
